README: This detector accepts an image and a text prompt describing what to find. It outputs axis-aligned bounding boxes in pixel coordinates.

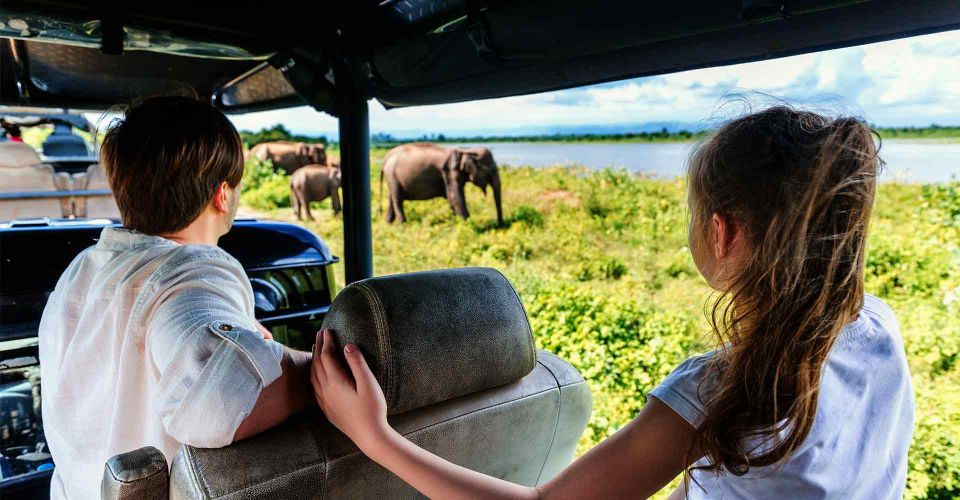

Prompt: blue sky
[229,30,960,138]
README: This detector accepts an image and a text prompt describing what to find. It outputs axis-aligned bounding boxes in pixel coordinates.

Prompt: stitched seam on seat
[403,380,587,439]
[533,360,564,485]
[326,384,566,468]
[183,446,211,499]
[306,419,330,499]
[330,387,560,468]
[538,350,586,387]
[357,282,396,413]
[116,466,165,485]
[492,268,536,374]
[203,425,328,499]
[207,463,327,499]
[111,455,167,483]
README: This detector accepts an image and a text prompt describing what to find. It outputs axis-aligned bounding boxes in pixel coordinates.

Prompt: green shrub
[241,158,291,210]
[866,232,953,299]
[576,256,629,281]
[508,204,545,227]
[907,372,960,499]
[921,182,960,229]
[526,284,702,451]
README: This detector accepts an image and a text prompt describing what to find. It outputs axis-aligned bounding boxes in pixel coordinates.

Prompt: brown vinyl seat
[72,164,121,219]
[102,268,592,499]
[0,142,71,220]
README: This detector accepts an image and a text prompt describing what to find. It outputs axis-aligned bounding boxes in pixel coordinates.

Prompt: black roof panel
[0,0,957,114]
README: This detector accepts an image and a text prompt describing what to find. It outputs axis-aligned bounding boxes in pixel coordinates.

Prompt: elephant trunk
[455,184,469,218]
[492,172,504,226]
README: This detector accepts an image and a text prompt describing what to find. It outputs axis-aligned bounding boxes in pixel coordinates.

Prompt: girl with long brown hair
[310,106,915,499]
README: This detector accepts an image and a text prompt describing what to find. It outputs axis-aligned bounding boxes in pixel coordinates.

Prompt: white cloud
[230,29,960,137]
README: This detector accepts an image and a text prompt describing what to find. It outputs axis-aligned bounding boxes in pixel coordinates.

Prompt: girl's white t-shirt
[650,294,915,500]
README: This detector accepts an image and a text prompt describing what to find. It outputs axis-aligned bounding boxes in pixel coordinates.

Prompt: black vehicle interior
[0,219,338,497]
[0,0,958,498]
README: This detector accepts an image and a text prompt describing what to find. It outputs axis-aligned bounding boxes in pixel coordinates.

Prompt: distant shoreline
[241,124,960,148]
[373,128,960,146]
[413,137,960,145]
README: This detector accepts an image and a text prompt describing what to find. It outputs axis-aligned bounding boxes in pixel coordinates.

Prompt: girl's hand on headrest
[311,329,391,452]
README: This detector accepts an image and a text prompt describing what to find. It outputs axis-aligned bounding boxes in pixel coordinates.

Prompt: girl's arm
[312,330,700,500]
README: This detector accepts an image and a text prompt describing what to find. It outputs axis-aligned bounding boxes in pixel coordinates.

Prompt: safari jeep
[1,1,957,499]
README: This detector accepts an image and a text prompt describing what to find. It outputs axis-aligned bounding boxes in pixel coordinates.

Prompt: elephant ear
[443,150,462,177]
[458,151,480,179]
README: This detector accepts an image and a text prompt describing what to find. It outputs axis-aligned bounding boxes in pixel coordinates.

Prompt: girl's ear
[712,213,737,260]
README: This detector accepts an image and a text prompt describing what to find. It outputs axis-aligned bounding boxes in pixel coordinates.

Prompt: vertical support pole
[337,86,373,283]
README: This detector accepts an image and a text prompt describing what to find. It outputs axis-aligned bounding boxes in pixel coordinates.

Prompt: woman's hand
[311,330,392,452]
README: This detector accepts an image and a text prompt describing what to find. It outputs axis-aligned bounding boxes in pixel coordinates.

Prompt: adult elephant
[247,141,326,174]
[380,143,503,225]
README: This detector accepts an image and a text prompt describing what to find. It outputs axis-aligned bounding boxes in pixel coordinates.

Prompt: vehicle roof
[1,1,958,115]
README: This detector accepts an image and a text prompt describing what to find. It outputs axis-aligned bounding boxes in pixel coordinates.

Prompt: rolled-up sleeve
[143,248,283,448]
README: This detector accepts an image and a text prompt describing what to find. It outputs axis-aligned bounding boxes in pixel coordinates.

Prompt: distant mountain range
[378,121,708,140]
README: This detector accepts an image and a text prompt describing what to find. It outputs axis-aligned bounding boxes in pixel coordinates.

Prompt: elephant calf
[380,143,503,225]
[290,164,341,221]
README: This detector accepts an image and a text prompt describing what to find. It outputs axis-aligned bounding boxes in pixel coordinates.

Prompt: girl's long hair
[687,106,881,475]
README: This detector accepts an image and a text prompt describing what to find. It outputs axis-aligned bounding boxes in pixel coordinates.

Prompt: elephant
[326,153,341,169]
[290,164,341,220]
[248,141,326,174]
[380,143,503,225]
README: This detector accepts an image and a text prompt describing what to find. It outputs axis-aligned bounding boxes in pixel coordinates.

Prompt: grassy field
[242,150,960,499]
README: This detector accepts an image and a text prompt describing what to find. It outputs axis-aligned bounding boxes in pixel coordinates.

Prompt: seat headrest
[0,142,42,168]
[321,267,536,415]
[101,446,169,500]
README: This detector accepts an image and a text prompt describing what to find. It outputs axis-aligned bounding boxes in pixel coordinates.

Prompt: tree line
[240,124,960,148]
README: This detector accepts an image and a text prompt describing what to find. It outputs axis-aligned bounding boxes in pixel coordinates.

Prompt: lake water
[456,140,960,183]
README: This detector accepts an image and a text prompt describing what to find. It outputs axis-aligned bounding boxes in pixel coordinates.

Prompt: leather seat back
[169,351,590,499]
[0,142,70,220]
[0,141,43,168]
[75,164,121,219]
[103,268,592,499]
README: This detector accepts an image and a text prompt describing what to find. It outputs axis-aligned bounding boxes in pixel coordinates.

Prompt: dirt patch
[539,189,580,208]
